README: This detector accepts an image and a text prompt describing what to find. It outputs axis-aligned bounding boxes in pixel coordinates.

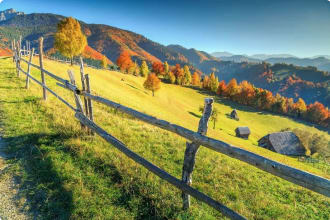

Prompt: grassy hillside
[0,56,329,219]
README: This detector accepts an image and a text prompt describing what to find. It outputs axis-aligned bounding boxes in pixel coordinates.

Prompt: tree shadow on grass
[2,130,178,219]
[2,132,74,220]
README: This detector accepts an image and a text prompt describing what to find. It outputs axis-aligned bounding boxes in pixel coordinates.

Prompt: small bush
[291,128,330,161]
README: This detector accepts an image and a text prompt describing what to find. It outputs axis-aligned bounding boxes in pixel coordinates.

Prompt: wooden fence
[10,37,330,220]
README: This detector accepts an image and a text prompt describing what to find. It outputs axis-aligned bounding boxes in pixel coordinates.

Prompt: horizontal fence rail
[75,112,245,220]
[10,37,330,219]
[79,92,330,197]
[17,66,77,111]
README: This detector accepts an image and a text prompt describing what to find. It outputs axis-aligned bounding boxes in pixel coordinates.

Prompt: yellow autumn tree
[143,73,161,96]
[54,17,87,65]
[101,55,108,69]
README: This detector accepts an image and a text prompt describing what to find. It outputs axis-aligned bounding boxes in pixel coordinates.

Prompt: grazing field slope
[0,56,329,219]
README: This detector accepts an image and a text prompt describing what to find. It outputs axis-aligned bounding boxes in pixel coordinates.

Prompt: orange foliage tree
[173,64,184,84]
[191,72,200,86]
[143,73,161,96]
[224,78,239,99]
[202,75,210,89]
[239,80,255,105]
[116,51,133,73]
[152,62,165,76]
[305,102,328,124]
[216,80,227,96]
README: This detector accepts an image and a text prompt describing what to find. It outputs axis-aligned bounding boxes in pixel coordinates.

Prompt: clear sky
[1,0,330,57]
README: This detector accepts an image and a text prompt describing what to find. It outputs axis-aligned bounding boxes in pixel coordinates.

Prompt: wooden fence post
[67,70,86,129]
[17,40,21,77]
[85,74,94,135]
[12,40,16,63]
[79,56,89,117]
[25,48,35,89]
[39,37,47,100]
[181,98,213,210]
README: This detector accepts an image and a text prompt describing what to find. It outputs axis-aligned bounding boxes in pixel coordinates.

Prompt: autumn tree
[183,65,192,85]
[117,51,133,73]
[128,61,139,76]
[217,80,226,96]
[192,72,200,86]
[272,93,287,114]
[101,55,108,69]
[164,61,169,75]
[209,72,219,93]
[54,17,87,65]
[239,80,255,105]
[152,61,165,76]
[202,75,210,89]
[168,71,176,84]
[224,78,239,99]
[144,73,161,96]
[173,64,184,85]
[293,98,307,117]
[140,60,149,77]
[305,102,328,124]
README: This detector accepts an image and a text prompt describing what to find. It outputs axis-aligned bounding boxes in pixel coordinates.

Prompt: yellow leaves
[54,17,87,59]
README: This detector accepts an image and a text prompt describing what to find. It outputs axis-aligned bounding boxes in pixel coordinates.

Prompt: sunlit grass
[0,56,329,219]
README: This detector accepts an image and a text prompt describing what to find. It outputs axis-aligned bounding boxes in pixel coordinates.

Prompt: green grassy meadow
[0,56,329,219]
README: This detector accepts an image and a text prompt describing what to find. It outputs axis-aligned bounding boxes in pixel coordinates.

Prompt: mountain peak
[0,8,24,21]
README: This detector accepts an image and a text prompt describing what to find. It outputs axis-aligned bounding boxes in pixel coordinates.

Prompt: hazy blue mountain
[251,54,297,60]
[211,51,234,57]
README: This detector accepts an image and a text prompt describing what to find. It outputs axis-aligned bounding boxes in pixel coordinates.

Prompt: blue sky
[1,0,330,57]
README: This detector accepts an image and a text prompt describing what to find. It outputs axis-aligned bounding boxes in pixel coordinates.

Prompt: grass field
[0,56,329,219]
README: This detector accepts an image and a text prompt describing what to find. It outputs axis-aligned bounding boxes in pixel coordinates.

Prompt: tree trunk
[71,57,73,66]
[152,90,154,97]
[213,120,216,129]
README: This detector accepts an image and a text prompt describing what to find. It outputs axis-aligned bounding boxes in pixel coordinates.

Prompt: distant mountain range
[212,52,330,72]
[0,9,328,107]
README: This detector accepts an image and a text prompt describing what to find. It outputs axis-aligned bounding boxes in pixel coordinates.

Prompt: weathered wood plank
[25,48,35,89]
[19,57,77,91]
[85,74,94,122]
[81,92,330,197]
[182,98,213,209]
[17,66,76,111]
[39,37,47,101]
[85,74,94,135]
[16,40,21,77]
[79,57,89,117]
[68,70,85,129]
[74,112,245,220]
